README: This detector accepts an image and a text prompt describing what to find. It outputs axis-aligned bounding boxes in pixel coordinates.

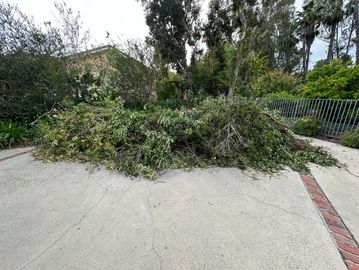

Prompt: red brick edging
[301,174,359,270]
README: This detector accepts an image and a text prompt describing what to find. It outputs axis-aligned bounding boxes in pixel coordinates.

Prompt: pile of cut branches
[36,97,338,179]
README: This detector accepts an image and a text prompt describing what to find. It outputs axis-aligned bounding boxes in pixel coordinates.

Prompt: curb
[301,174,359,270]
[0,149,34,163]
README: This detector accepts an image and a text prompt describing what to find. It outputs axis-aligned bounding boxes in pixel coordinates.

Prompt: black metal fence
[267,99,359,139]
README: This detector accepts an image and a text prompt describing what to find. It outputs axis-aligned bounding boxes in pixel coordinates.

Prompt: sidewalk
[308,138,359,244]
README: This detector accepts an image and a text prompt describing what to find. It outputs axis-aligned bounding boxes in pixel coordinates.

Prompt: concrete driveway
[0,147,349,270]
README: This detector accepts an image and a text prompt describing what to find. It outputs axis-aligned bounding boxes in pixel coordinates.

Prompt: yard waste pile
[36,97,338,179]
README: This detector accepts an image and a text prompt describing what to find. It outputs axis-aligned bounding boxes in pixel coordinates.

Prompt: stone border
[301,174,359,270]
[0,149,34,163]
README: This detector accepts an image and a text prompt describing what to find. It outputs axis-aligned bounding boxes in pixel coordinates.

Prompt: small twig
[30,103,58,126]
[262,112,291,132]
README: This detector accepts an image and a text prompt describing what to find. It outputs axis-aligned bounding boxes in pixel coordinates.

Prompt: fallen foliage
[36,97,338,179]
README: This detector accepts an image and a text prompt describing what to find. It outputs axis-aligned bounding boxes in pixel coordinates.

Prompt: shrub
[265,91,297,99]
[292,117,321,137]
[0,2,94,123]
[36,97,337,179]
[106,49,157,105]
[0,53,72,123]
[251,69,300,97]
[302,59,359,99]
[156,73,183,101]
[189,48,230,96]
[341,128,359,149]
[0,121,28,149]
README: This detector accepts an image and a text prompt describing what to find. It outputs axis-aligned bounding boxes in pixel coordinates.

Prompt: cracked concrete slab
[0,153,346,270]
[306,137,359,243]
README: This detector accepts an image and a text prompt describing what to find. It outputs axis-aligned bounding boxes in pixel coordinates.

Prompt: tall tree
[202,0,233,95]
[227,0,259,98]
[316,0,344,60]
[341,0,354,58]
[273,0,300,72]
[0,2,63,55]
[54,1,90,55]
[297,0,319,76]
[336,13,354,58]
[138,0,201,74]
[255,0,276,67]
[229,0,300,96]
[255,0,299,72]
[354,0,359,63]
[204,0,233,49]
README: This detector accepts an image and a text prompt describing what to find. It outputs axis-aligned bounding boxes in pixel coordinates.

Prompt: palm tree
[297,0,319,76]
[316,0,344,60]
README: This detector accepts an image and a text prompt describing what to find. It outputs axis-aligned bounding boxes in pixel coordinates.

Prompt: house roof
[69,45,116,58]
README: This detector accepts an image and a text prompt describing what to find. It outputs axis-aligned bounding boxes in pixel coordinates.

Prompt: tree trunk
[335,25,340,58]
[354,0,359,64]
[327,24,336,61]
[228,51,240,99]
[228,5,248,99]
[302,38,307,77]
[345,18,354,56]
[304,38,313,76]
[305,43,311,75]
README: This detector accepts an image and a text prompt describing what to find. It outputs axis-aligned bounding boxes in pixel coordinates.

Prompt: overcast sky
[9,0,327,66]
